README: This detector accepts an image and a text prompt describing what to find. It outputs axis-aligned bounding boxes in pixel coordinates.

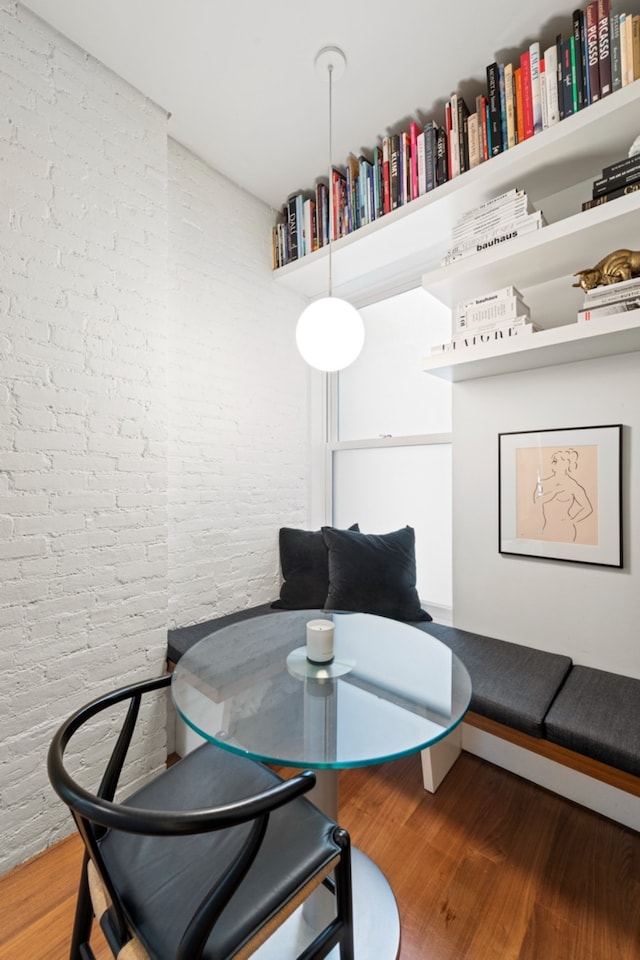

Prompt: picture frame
[498,424,622,567]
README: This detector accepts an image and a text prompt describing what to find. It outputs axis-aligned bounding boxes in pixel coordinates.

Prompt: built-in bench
[167,607,640,804]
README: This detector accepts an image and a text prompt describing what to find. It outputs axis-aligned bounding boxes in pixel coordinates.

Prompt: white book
[467,114,480,169]
[432,319,538,353]
[442,214,545,265]
[578,298,640,321]
[456,285,524,311]
[529,42,543,135]
[455,297,530,332]
[543,45,560,126]
[451,198,534,241]
[470,188,526,215]
[540,61,549,130]
[583,275,640,302]
[452,316,539,340]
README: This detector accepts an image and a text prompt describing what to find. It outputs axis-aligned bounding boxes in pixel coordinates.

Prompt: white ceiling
[22,0,582,212]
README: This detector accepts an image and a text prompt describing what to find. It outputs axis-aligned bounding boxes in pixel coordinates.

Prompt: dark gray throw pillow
[322,525,431,622]
[271,524,359,610]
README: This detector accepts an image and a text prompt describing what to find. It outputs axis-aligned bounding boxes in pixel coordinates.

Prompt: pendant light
[295,47,365,372]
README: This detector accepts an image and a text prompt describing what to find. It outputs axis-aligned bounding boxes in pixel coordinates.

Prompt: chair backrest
[47,674,332,959]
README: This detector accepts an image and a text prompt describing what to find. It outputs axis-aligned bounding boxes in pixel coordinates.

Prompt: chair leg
[333,830,355,960]
[70,852,97,960]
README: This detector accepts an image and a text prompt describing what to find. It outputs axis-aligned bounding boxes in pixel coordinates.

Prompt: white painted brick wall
[1,5,312,875]
[167,140,309,628]
[0,3,169,872]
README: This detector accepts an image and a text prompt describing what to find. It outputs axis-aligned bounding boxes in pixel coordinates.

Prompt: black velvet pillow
[322,525,431,623]
[271,524,359,610]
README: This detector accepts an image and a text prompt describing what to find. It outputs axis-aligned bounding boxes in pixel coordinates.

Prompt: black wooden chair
[47,674,354,960]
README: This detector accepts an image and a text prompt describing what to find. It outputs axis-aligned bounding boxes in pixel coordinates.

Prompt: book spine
[417,130,427,196]
[620,14,628,86]
[602,153,640,178]
[578,298,640,320]
[457,95,470,173]
[582,283,640,307]
[543,46,560,125]
[450,211,544,251]
[561,39,574,118]
[467,114,480,168]
[581,181,640,209]
[390,135,400,210]
[470,188,525,213]
[529,43,543,134]
[572,9,586,108]
[520,51,534,138]
[449,95,460,178]
[421,125,434,192]
[401,131,411,205]
[287,195,299,260]
[593,164,640,194]
[435,125,448,186]
[633,14,640,82]
[569,34,579,113]
[486,63,503,156]
[540,58,549,130]
[586,2,601,101]
[457,285,524,309]
[504,63,517,147]
[514,67,525,141]
[598,0,612,95]
[439,321,538,351]
[382,137,391,215]
[610,7,622,91]
[443,214,544,263]
[452,199,532,240]
[556,34,565,119]
[373,145,384,219]
[455,299,530,333]
[409,121,421,201]
[498,65,508,151]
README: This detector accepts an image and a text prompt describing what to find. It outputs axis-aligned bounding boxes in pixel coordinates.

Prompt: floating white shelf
[421,311,640,381]
[273,82,640,310]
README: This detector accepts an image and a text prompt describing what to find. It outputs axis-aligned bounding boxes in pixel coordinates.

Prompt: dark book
[555,34,565,119]
[435,125,448,186]
[389,135,400,210]
[456,95,470,173]
[593,164,640,196]
[424,120,437,192]
[610,7,622,90]
[581,181,640,209]
[486,62,503,155]
[602,153,640,178]
[561,39,575,118]
[572,9,586,108]
[586,2,601,101]
[287,194,301,261]
[373,145,384,219]
[345,154,360,233]
[598,0,613,95]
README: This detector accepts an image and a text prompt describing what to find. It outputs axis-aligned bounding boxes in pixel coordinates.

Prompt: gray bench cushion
[544,665,640,776]
[167,603,277,664]
[414,622,572,738]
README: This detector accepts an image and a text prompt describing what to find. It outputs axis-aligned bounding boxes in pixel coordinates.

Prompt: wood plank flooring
[2,752,639,960]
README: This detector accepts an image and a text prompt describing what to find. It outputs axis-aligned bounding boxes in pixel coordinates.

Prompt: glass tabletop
[171,610,472,770]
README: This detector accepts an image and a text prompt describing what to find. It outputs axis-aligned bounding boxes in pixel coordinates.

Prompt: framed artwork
[498,424,622,567]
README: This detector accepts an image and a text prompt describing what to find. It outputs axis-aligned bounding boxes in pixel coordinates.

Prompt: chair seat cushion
[544,665,640,776]
[413,622,572,737]
[100,744,340,960]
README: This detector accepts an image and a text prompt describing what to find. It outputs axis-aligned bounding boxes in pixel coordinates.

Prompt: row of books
[577,274,640,320]
[441,189,546,266]
[581,150,640,209]
[431,285,540,354]
[271,2,640,270]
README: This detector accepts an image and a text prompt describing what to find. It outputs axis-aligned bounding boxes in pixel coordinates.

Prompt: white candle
[306,619,335,663]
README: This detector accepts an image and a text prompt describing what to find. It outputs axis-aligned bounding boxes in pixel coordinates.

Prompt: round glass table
[172,610,472,959]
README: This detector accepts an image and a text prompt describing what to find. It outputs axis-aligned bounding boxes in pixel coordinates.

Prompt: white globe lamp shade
[296,297,365,372]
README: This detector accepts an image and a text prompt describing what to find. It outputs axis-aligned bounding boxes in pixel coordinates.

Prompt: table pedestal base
[251,847,400,959]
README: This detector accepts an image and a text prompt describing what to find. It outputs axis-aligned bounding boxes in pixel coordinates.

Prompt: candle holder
[306,618,335,664]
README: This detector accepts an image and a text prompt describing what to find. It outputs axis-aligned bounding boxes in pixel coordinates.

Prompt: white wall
[167,141,308,629]
[0,3,309,874]
[453,352,640,679]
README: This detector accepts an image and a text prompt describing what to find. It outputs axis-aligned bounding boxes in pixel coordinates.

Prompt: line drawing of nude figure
[533,449,593,543]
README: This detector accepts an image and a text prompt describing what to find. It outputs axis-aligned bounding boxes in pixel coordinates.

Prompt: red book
[519,51,534,138]
[409,121,422,201]
[586,2,601,101]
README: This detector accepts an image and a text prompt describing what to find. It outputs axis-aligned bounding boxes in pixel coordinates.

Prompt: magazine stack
[577,275,640,322]
[440,189,546,266]
[431,285,540,354]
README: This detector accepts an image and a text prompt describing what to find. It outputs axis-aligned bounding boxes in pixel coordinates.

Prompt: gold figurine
[573,249,640,292]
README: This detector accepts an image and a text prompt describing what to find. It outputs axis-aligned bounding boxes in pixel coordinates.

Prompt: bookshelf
[273,81,640,313]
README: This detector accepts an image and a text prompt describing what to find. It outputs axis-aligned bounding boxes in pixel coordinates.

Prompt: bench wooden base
[464,712,640,798]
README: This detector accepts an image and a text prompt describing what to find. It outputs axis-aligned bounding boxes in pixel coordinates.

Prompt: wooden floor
[2,751,639,960]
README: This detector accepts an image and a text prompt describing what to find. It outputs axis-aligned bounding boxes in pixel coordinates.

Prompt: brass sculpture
[573,249,640,292]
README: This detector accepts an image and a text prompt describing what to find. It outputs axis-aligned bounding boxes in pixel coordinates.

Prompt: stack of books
[431,285,540,354]
[581,152,640,210]
[441,190,546,266]
[577,275,640,321]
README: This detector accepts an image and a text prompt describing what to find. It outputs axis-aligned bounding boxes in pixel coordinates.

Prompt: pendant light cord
[327,62,334,298]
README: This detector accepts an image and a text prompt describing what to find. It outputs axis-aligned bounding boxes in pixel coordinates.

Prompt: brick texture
[1,4,308,874]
